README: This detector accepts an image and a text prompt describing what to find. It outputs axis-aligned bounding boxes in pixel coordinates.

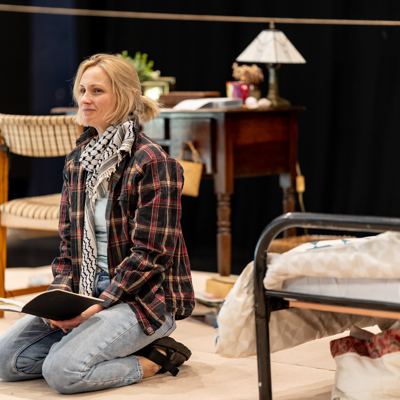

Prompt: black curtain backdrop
[1,1,400,273]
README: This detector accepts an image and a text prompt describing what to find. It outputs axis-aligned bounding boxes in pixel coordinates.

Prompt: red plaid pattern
[50,127,195,335]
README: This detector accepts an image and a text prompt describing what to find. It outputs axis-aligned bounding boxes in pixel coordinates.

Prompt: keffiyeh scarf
[79,120,136,296]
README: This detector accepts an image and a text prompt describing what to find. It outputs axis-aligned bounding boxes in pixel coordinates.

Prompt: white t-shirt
[94,192,109,271]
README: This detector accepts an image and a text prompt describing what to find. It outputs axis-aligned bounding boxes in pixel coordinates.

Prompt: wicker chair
[0,114,81,313]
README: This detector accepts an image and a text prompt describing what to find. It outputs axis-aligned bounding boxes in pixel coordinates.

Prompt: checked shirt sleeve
[48,174,74,293]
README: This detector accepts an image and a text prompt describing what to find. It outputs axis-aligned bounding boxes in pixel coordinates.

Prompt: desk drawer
[141,119,167,142]
[228,112,289,145]
[170,119,214,175]
[142,118,213,175]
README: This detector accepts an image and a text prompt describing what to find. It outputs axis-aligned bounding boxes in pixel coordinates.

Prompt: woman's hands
[47,304,105,333]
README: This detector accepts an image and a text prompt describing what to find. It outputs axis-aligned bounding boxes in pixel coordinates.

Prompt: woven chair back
[0,114,81,157]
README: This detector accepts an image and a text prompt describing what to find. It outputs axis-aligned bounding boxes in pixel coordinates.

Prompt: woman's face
[78,66,116,136]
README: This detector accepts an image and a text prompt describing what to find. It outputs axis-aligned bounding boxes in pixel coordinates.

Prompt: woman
[0,53,194,394]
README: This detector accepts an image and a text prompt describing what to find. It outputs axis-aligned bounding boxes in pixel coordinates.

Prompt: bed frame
[254,212,400,400]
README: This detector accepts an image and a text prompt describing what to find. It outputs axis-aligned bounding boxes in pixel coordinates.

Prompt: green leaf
[118,50,158,82]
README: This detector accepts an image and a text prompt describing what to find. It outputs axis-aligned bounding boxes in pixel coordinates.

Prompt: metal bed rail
[253,212,400,400]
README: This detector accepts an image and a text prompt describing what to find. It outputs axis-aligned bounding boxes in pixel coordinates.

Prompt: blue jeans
[0,276,176,394]
[92,270,112,298]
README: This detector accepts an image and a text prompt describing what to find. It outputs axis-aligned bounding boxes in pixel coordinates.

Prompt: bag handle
[178,141,202,164]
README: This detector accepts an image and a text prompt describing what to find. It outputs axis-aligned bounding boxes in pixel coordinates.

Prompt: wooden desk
[143,106,305,276]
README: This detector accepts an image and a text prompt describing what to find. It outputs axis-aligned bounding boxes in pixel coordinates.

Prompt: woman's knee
[0,339,22,381]
[42,355,79,394]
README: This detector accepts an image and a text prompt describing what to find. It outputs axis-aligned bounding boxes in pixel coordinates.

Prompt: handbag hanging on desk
[177,141,203,197]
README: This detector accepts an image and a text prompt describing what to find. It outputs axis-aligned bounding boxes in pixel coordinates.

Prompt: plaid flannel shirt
[50,125,195,336]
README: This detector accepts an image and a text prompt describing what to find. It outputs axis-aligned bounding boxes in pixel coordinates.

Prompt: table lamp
[236,22,306,107]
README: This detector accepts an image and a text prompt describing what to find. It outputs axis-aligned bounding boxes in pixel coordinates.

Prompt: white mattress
[264,232,400,296]
[216,233,400,358]
[215,261,382,358]
[282,276,400,303]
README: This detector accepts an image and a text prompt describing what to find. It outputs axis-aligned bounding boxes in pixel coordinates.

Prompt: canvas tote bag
[330,323,400,400]
[177,141,203,197]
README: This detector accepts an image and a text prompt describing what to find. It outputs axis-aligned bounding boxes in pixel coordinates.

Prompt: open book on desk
[172,97,243,110]
[0,290,104,321]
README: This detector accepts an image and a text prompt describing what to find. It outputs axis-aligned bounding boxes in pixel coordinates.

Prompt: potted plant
[118,50,160,82]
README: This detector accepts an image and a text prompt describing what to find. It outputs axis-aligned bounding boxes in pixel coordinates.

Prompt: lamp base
[266,63,291,108]
[266,94,291,108]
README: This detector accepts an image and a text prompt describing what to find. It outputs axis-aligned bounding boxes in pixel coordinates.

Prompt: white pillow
[264,231,400,290]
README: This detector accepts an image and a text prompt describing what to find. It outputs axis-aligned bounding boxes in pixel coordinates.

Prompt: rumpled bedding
[215,232,400,358]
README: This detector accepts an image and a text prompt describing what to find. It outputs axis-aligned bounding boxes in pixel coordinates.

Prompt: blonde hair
[73,53,160,125]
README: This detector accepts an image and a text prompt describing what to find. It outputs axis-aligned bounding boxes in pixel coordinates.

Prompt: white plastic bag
[214,262,257,358]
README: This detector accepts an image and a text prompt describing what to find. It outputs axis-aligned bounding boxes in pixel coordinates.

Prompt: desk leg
[280,174,296,237]
[283,186,296,211]
[216,193,231,276]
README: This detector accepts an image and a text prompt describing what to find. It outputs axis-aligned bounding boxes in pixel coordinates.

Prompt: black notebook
[0,290,104,321]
